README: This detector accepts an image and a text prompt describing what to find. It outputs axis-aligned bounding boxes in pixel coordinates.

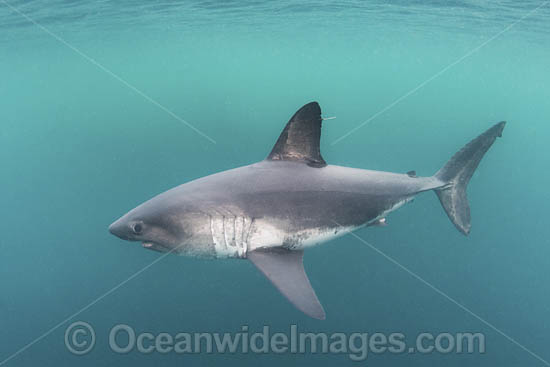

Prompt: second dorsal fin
[266,102,326,168]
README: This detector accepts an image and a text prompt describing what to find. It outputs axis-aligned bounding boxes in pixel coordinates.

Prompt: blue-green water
[1,1,550,366]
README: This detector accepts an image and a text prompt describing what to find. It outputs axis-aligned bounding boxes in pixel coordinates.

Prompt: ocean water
[1,0,550,366]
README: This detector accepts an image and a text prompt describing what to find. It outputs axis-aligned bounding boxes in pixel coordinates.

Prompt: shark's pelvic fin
[266,102,327,168]
[248,247,325,320]
[367,218,388,227]
[434,121,506,235]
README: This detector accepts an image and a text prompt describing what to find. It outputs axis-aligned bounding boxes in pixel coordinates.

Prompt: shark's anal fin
[248,247,325,320]
[266,102,326,168]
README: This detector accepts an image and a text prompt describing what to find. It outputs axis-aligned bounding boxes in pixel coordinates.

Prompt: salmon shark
[109,102,505,319]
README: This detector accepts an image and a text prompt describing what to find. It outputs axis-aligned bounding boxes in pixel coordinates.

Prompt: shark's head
[109,206,181,253]
[108,192,213,255]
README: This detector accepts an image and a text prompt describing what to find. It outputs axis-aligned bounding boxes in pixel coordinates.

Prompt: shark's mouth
[141,241,169,253]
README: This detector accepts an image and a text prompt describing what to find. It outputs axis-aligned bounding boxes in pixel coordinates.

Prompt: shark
[109,102,505,319]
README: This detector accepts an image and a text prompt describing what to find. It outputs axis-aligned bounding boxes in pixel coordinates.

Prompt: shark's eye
[133,223,142,234]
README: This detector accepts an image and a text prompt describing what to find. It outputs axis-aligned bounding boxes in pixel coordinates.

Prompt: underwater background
[1,0,550,365]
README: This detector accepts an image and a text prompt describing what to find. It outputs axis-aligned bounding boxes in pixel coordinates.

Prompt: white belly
[287,226,357,250]
[247,219,357,252]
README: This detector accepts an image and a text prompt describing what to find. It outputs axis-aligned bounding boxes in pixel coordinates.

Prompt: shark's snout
[109,219,131,240]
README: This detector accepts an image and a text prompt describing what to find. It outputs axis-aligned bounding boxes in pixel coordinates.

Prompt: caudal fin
[435,121,506,235]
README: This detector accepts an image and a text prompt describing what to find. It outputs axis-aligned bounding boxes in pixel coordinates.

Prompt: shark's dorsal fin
[248,247,325,319]
[266,102,327,168]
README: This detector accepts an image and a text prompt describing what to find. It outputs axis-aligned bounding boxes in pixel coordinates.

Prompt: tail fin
[435,121,506,235]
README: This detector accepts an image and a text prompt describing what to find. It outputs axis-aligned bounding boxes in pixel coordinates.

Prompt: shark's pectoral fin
[248,247,325,320]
